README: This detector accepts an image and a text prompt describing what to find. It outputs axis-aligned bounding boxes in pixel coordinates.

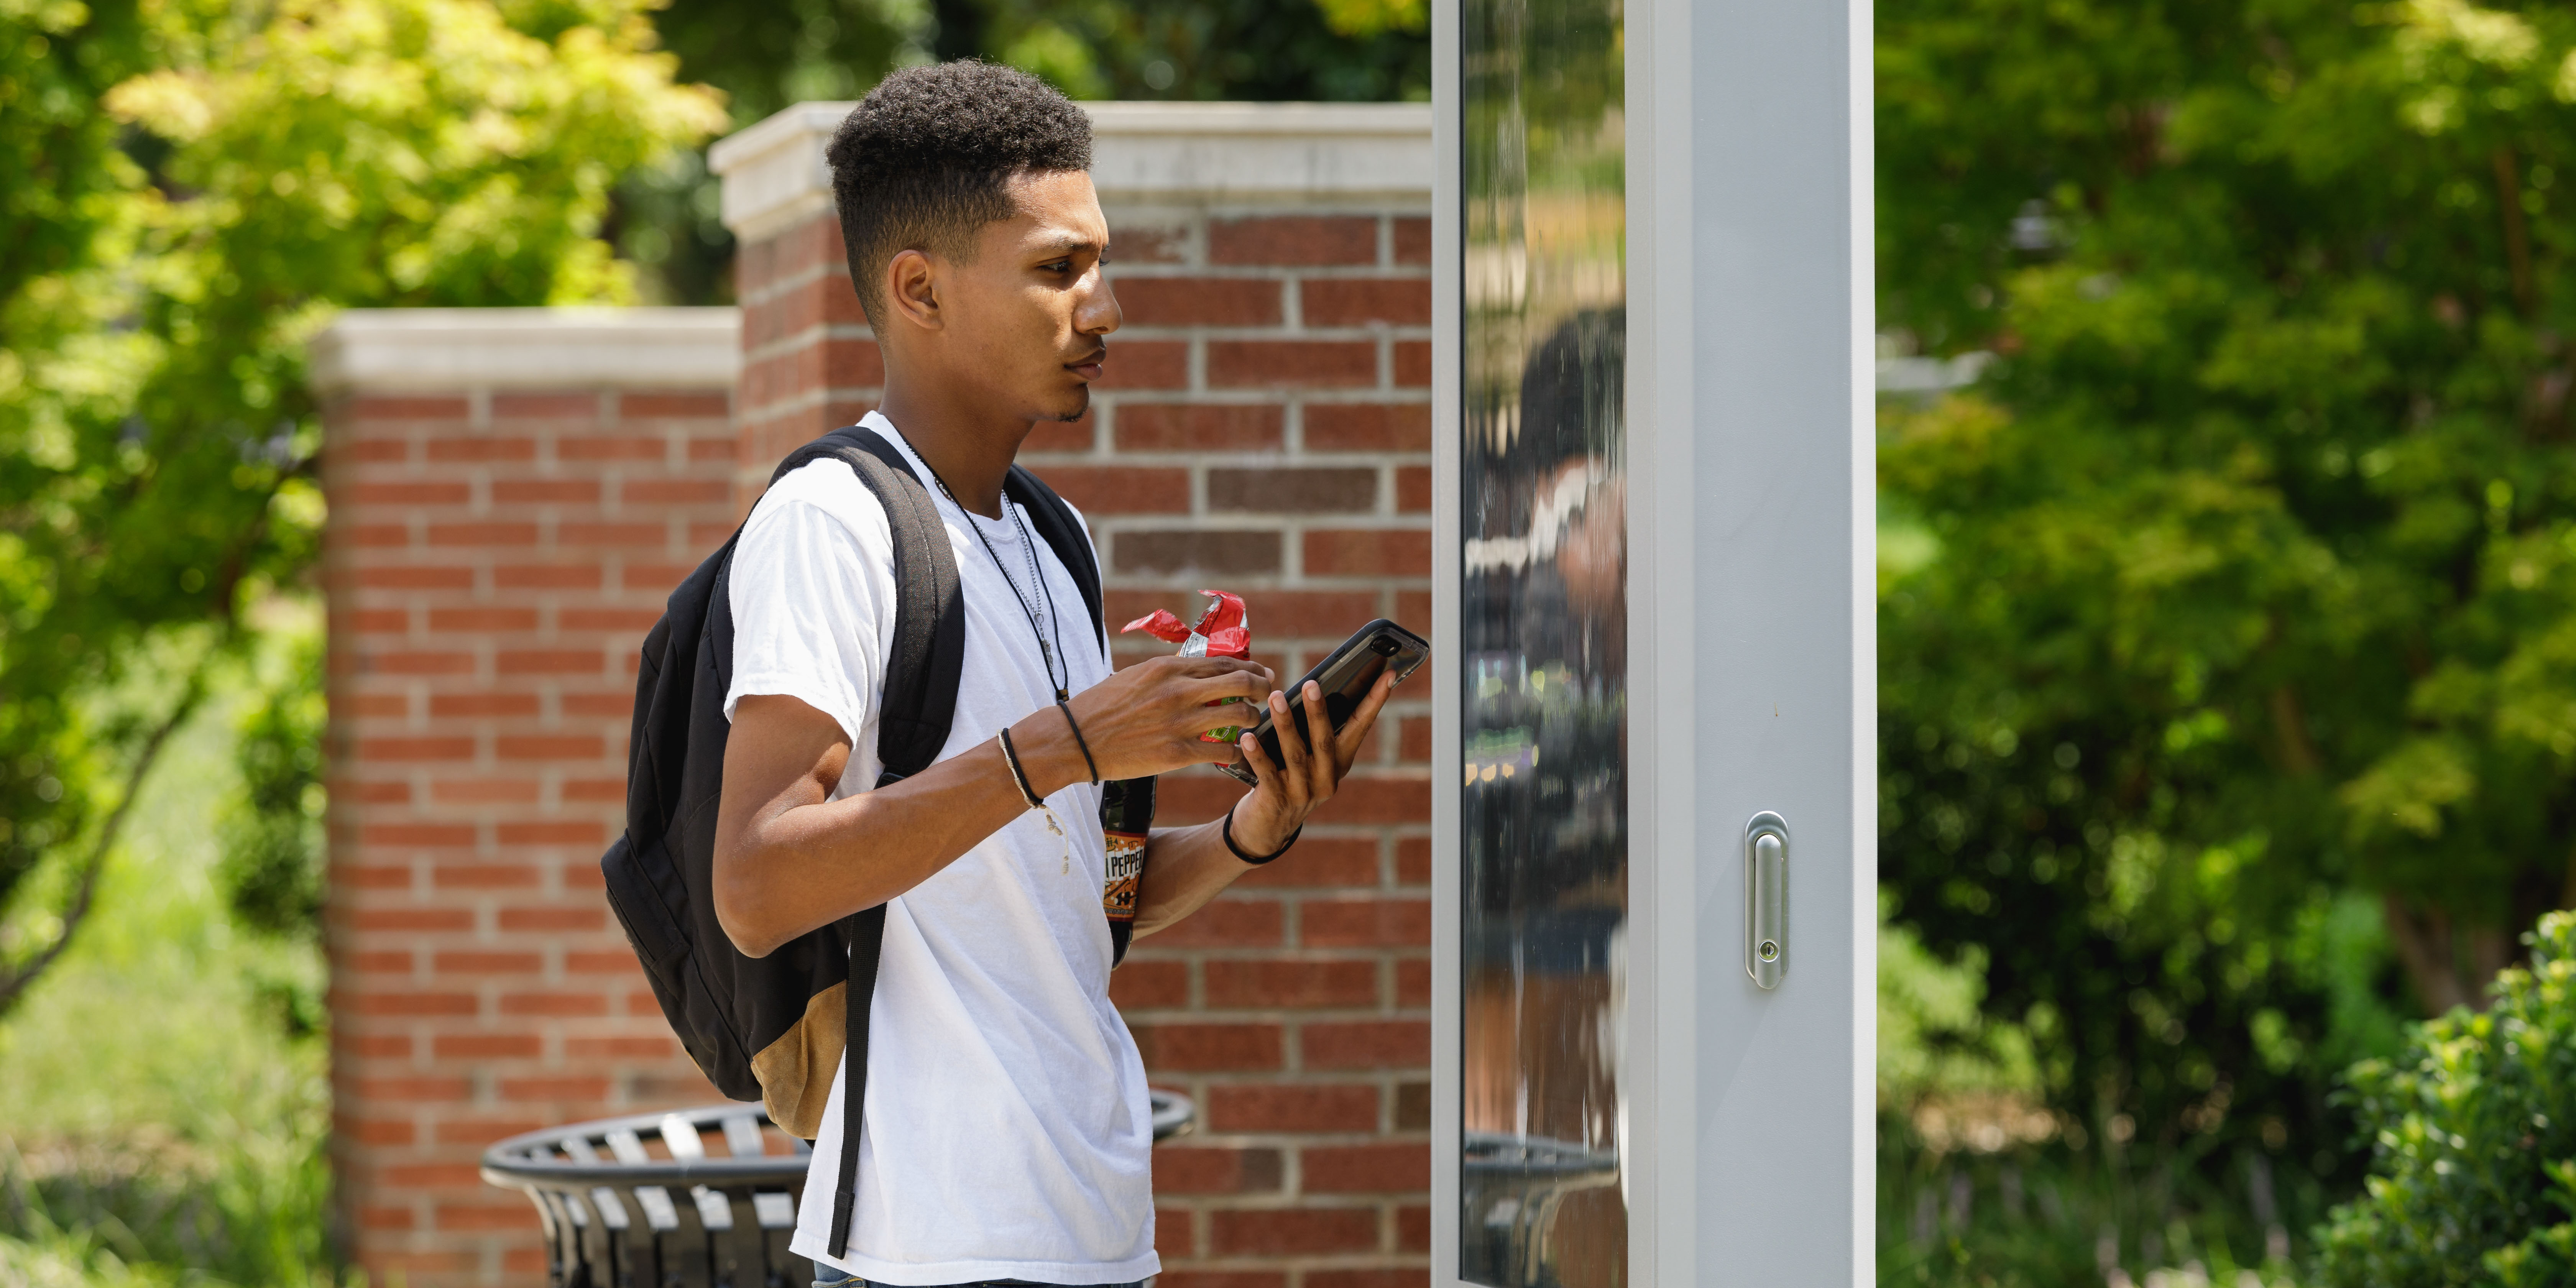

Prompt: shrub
[2316,911,2576,1285]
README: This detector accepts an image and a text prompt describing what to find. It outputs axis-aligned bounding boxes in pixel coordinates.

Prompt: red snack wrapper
[1124,590,1252,741]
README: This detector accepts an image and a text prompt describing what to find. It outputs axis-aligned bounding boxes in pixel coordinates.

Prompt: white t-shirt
[723,413,1155,1284]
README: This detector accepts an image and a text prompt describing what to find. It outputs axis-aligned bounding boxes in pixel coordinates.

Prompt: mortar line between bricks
[749,261,844,297]
[739,327,838,365]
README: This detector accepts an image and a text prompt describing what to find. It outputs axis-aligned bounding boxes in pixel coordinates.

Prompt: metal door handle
[1745,812,1789,989]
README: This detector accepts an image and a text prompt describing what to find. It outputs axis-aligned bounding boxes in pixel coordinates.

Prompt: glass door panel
[1457,0,1625,1283]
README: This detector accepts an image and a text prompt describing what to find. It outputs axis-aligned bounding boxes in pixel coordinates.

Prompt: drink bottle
[1100,776,1155,964]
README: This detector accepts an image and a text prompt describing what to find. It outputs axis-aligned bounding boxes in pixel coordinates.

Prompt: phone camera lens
[1370,635,1399,656]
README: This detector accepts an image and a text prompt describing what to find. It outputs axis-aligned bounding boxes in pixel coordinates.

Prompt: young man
[710,62,1394,1286]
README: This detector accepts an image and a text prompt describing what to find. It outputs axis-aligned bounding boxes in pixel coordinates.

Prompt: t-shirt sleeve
[723,480,892,748]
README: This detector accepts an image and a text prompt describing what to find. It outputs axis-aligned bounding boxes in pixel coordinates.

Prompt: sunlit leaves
[2316,913,2576,1283]
[1313,0,1425,39]
[0,0,719,986]
[2341,736,2479,841]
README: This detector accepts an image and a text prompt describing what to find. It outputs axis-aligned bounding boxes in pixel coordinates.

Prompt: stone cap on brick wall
[710,100,1435,244]
[309,307,742,393]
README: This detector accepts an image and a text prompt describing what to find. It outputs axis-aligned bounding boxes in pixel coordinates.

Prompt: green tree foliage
[955,0,1426,102]
[0,0,150,303]
[652,0,1428,115]
[626,0,1432,303]
[218,636,326,944]
[0,0,723,1016]
[1878,0,2576,1255]
[2317,912,2576,1285]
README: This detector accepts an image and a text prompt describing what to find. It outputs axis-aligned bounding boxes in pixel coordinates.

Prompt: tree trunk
[0,672,207,1019]
[2268,685,2321,777]
[2382,894,2514,1014]
[2496,147,2538,317]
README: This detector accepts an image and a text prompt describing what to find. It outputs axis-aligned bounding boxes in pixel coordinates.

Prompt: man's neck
[875,378,1033,518]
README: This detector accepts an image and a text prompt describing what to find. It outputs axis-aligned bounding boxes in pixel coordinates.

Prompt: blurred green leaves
[1877,0,2576,1261]
[1312,0,1426,41]
[216,635,325,945]
[952,0,1430,102]
[0,0,721,1014]
[1881,894,2044,1122]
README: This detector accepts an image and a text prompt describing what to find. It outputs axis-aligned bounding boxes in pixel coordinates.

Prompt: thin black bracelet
[997,727,1045,810]
[1056,698,1099,785]
[1222,808,1302,865]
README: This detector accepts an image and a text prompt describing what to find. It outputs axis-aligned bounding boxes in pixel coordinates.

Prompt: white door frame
[1429,0,1877,1279]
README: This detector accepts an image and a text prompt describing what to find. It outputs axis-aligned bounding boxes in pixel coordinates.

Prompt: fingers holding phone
[1221,620,1428,787]
[1328,667,1395,770]
[1228,669,1396,855]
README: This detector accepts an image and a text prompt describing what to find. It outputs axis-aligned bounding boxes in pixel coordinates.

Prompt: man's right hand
[1012,654,1277,792]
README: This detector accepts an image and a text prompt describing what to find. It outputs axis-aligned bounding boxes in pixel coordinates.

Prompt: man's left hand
[1228,671,1396,857]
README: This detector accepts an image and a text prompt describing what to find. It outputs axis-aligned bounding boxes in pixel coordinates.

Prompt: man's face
[931,169,1120,424]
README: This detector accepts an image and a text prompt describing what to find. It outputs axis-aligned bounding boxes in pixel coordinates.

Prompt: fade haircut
[825,61,1094,328]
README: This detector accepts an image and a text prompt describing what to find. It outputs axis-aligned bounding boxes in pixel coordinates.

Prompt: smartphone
[1220,619,1430,785]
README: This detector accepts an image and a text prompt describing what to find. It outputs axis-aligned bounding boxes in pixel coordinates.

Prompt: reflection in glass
[1458,0,1625,1282]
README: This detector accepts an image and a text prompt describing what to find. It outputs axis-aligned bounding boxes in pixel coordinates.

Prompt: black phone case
[1221,619,1429,785]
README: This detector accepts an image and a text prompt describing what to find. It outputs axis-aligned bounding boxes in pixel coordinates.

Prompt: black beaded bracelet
[1056,698,1099,785]
[1222,808,1301,865]
[997,727,1045,810]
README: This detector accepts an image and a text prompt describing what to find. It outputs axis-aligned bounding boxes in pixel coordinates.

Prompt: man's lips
[1066,348,1106,381]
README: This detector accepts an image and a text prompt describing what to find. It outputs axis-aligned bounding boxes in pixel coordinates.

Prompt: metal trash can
[481,1092,1196,1288]
[1458,1131,1622,1288]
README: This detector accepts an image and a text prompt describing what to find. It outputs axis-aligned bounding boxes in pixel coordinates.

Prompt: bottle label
[1102,829,1147,925]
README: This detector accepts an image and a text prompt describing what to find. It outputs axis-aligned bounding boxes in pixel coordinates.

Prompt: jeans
[811,1268,1144,1288]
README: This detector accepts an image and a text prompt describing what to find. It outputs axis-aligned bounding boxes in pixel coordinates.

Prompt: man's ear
[883,248,942,333]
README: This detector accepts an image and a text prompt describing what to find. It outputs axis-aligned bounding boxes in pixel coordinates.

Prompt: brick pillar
[716,102,1438,1288]
[733,212,879,501]
[314,309,741,1286]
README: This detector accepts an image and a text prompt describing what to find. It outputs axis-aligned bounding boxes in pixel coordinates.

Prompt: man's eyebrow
[1031,235,1105,258]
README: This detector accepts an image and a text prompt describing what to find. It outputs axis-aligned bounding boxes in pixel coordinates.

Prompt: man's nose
[1078,270,1122,336]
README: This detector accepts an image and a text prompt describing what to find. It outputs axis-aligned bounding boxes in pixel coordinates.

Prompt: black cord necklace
[924,467,1070,702]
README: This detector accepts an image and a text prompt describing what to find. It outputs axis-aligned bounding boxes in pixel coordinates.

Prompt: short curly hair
[825,61,1094,328]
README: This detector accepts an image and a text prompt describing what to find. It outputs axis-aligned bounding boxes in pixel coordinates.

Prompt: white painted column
[1628,0,1877,1280]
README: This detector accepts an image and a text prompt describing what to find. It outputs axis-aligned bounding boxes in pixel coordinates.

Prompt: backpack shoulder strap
[1006,463,1108,659]
[769,426,964,1260]
[770,426,965,786]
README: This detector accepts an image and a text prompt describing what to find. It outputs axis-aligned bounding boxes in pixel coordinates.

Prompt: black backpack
[599,424,1111,1258]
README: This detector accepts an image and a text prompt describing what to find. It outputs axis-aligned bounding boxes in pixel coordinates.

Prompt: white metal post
[1628,0,1878,1279]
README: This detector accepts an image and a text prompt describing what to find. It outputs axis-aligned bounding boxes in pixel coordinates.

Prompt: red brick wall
[739,200,1437,1286]
[328,191,1434,1286]
[322,386,740,1283]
